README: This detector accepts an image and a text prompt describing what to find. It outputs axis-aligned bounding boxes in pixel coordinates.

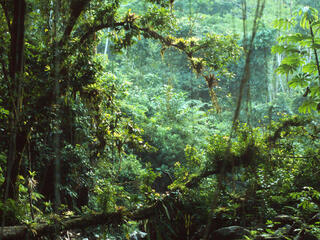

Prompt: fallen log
[0,165,217,240]
[0,196,173,240]
[0,212,123,240]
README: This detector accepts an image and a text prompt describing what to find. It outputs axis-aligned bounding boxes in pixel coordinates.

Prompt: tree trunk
[5,0,26,201]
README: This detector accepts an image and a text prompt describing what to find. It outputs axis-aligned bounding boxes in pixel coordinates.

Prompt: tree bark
[5,0,26,200]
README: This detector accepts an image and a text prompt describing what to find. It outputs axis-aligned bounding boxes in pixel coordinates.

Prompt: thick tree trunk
[5,0,26,200]
[5,129,28,199]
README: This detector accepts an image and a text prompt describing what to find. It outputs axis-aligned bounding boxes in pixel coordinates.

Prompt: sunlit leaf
[299,99,317,113]
[302,62,318,75]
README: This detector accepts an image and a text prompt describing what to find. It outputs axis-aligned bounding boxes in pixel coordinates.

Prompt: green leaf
[312,21,320,35]
[282,54,304,65]
[277,64,298,75]
[299,99,317,113]
[271,45,286,54]
[282,33,305,43]
[273,18,296,31]
[299,6,318,29]
[302,62,318,75]
[310,85,320,97]
[289,73,310,88]
[299,37,313,47]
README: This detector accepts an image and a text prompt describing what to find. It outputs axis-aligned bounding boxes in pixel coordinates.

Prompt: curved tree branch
[59,0,91,47]
[79,21,127,44]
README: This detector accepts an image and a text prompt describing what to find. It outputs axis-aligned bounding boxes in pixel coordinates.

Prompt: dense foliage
[0,0,320,240]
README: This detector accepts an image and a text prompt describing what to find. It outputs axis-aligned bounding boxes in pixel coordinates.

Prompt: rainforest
[1,0,320,239]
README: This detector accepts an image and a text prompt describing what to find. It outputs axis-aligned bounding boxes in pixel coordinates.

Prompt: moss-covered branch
[267,116,311,145]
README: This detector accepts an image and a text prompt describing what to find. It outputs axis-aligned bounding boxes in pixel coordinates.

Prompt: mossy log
[0,198,172,240]
[0,212,123,240]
